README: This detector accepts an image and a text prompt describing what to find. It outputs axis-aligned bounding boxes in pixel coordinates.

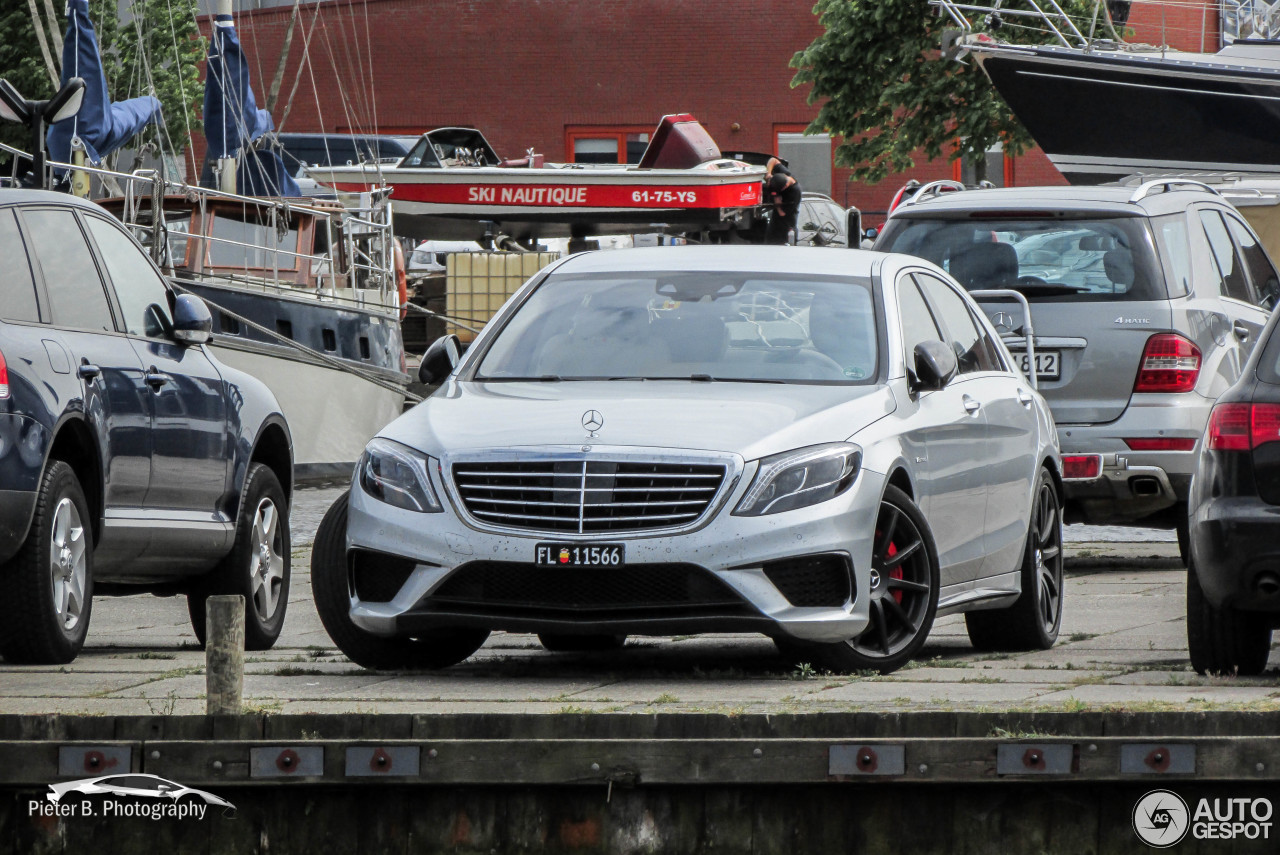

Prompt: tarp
[202,12,300,197]
[46,0,161,165]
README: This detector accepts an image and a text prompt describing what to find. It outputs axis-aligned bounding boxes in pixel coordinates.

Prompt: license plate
[535,543,625,567]
[1013,350,1060,380]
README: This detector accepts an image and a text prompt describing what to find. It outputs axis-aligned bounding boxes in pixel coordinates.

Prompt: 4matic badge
[1114,315,1152,325]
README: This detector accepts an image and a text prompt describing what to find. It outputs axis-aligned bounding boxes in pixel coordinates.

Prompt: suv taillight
[1207,403,1280,451]
[1133,334,1201,393]
[0,346,8,399]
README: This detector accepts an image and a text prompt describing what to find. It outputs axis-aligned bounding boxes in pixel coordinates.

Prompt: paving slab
[4,496,1280,717]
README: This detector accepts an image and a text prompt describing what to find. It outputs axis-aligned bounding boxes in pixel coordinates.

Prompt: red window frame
[565,126,653,164]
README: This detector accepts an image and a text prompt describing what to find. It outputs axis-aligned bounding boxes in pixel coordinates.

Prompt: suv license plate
[1014,350,1060,380]
[535,543,625,567]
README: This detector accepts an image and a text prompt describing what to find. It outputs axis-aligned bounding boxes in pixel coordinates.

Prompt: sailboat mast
[215,0,237,193]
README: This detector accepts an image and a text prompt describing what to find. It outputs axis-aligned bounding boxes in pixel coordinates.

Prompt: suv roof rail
[900,179,997,208]
[1128,179,1221,203]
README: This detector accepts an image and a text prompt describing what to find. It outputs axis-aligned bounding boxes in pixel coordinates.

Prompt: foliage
[0,0,204,167]
[790,0,1093,183]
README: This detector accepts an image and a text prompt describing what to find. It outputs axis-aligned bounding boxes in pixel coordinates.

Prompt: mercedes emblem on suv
[582,410,604,436]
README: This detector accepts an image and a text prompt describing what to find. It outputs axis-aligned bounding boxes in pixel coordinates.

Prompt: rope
[170,280,422,403]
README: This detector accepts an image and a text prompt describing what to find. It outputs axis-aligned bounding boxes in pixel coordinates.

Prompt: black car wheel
[187,463,290,651]
[778,486,939,675]
[966,467,1063,651]
[0,461,94,664]
[311,493,489,670]
[1187,555,1272,676]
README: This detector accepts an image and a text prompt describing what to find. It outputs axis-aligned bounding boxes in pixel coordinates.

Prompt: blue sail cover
[47,0,161,164]
[203,13,300,197]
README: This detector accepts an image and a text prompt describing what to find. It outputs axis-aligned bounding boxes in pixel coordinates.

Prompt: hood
[380,380,895,462]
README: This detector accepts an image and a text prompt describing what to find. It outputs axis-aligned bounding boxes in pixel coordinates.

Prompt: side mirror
[864,227,879,241]
[911,340,958,392]
[172,294,213,345]
[0,79,30,124]
[418,333,460,385]
[44,77,85,124]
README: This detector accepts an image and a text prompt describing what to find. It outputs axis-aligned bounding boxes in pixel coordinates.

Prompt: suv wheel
[311,493,489,670]
[0,461,94,664]
[187,463,289,651]
[966,467,1063,651]
[1187,556,1271,675]
[776,486,939,675]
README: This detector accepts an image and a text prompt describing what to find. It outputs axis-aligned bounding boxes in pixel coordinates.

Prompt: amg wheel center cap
[869,569,882,590]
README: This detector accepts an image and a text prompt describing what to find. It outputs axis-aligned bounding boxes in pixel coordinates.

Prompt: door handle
[1233,321,1251,342]
[962,394,982,414]
[77,360,100,380]
[1017,388,1034,407]
[145,368,171,389]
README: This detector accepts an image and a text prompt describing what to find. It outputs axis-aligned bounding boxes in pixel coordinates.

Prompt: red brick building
[218,0,1222,226]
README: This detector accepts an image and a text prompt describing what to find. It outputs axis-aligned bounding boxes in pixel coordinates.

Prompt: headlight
[734,443,861,516]
[358,438,442,513]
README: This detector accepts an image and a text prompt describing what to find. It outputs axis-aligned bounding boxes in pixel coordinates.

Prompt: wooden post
[205,595,245,716]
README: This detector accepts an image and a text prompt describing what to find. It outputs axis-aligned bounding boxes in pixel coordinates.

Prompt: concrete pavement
[2,488,1274,717]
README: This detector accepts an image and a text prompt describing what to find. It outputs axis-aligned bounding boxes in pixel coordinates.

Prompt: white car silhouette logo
[46,773,235,811]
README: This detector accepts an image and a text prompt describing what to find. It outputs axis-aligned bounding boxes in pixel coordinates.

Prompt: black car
[0,190,293,663]
[1186,304,1280,675]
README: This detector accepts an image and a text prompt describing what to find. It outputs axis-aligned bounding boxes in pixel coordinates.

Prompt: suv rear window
[877,216,1166,302]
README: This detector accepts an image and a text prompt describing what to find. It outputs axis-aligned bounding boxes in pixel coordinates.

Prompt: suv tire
[966,467,1064,651]
[0,461,94,664]
[311,493,489,670]
[1187,555,1271,675]
[187,463,289,651]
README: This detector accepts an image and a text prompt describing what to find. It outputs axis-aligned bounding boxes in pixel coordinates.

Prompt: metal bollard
[205,595,245,716]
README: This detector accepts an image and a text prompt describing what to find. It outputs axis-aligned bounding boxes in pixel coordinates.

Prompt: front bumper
[1190,495,1280,614]
[343,459,882,644]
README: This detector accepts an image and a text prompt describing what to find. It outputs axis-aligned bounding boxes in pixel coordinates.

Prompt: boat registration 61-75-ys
[535,543,626,567]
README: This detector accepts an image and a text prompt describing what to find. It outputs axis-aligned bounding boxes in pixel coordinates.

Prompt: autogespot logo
[1133,789,1190,848]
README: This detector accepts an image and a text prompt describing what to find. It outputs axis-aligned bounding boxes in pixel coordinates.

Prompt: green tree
[791,0,1091,183]
[0,0,204,171]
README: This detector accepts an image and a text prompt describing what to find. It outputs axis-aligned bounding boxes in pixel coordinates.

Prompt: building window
[776,129,833,197]
[566,128,651,164]
[953,142,1007,187]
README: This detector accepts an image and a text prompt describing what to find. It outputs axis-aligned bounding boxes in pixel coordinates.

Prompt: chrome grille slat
[452,459,728,534]
[467,497,710,509]
[455,483,717,494]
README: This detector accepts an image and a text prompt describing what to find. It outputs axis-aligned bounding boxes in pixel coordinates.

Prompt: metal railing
[0,142,397,313]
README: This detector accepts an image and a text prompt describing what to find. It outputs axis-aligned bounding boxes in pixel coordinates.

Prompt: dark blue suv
[0,190,293,663]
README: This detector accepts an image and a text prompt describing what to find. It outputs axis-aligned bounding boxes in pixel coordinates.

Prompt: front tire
[311,493,488,670]
[1187,555,1271,676]
[0,461,93,664]
[187,463,290,651]
[777,486,939,675]
[966,467,1063,651]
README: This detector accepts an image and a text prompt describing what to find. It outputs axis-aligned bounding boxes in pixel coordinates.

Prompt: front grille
[428,561,746,614]
[451,460,727,534]
[763,555,852,607]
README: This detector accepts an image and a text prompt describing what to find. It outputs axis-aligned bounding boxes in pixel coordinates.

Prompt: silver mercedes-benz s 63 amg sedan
[312,246,1063,674]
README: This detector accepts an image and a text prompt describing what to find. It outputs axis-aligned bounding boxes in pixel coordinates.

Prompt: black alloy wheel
[966,467,1063,650]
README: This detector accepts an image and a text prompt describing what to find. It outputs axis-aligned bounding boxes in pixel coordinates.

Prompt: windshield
[475,271,879,384]
[877,216,1166,301]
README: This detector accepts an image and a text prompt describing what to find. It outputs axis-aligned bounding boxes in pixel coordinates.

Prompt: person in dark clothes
[763,157,802,245]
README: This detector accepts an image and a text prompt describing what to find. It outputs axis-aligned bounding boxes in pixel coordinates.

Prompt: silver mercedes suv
[876,180,1279,558]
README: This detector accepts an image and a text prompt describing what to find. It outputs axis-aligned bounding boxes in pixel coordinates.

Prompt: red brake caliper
[887,541,903,604]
